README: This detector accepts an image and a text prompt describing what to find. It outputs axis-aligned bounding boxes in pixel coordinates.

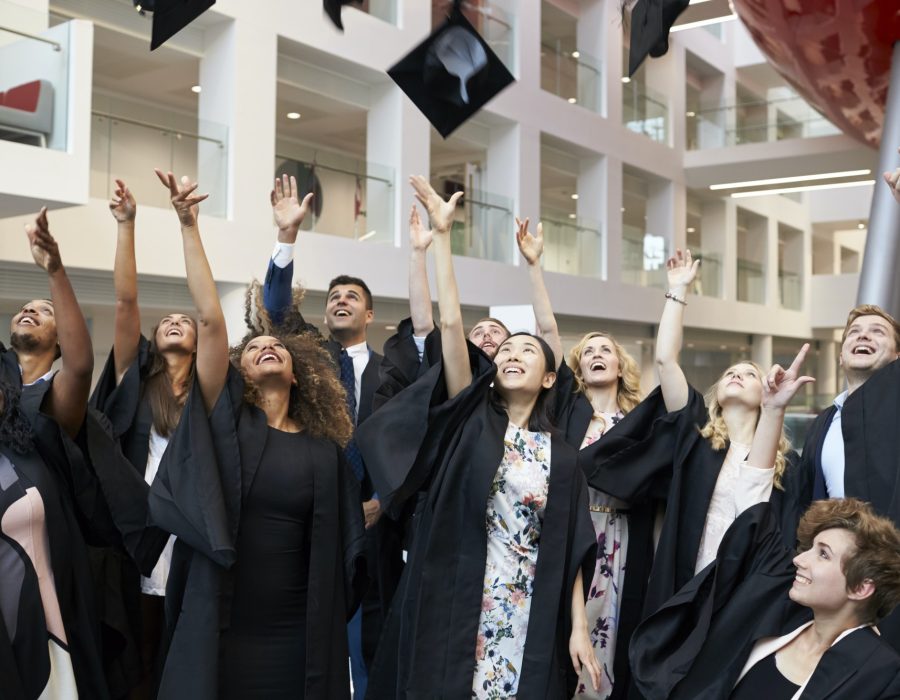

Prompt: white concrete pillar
[752,333,773,369]
[815,338,838,403]
[577,154,605,278]
[605,155,624,284]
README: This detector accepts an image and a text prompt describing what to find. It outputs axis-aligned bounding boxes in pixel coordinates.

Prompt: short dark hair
[797,498,900,623]
[489,332,558,433]
[328,275,373,310]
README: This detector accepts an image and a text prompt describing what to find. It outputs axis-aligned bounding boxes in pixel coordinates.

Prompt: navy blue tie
[339,349,365,482]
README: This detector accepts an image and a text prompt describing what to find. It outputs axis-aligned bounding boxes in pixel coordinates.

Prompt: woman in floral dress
[359,179,600,700]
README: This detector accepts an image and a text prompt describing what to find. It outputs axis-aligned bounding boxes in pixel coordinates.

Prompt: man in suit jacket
[261,175,403,699]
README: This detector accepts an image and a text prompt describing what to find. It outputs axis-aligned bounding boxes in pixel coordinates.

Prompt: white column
[605,155,624,283]
[577,154,605,278]
[752,333,773,369]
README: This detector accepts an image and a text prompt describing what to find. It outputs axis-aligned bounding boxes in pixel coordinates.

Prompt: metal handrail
[92,111,225,147]
[275,155,393,187]
[0,25,61,51]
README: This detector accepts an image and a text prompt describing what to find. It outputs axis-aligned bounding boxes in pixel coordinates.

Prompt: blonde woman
[588,249,813,632]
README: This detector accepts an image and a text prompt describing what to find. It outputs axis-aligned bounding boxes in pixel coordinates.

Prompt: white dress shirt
[820,390,848,498]
[343,340,369,419]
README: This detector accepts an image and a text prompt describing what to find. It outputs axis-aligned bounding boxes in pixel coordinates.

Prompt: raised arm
[408,205,434,337]
[747,344,814,470]
[263,175,314,326]
[154,170,227,412]
[109,179,141,384]
[27,209,93,437]
[655,249,699,412]
[516,217,563,367]
[410,176,467,398]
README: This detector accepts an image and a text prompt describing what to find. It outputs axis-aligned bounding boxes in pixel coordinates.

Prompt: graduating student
[584,249,813,621]
[1,210,158,700]
[260,174,401,697]
[794,165,900,649]
[630,498,900,699]
[147,171,366,699]
[89,178,195,698]
[358,176,598,699]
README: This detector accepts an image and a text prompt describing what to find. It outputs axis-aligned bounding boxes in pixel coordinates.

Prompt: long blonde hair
[699,361,791,489]
[567,332,642,431]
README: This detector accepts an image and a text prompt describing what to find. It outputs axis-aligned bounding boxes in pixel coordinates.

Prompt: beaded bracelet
[664,291,687,306]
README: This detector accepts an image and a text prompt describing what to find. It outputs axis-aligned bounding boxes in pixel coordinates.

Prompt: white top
[141,426,176,596]
[695,441,775,573]
[821,390,848,498]
[271,239,295,268]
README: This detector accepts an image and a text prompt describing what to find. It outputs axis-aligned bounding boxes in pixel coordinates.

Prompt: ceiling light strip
[670,14,737,32]
[730,180,876,199]
[710,169,872,190]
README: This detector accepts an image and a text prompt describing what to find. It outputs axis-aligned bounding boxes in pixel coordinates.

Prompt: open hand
[410,175,462,234]
[109,179,136,222]
[409,205,433,252]
[271,174,314,240]
[762,343,815,411]
[569,626,601,692]
[154,169,208,227]
[666,248,699,292]
[26,207,62,274]
[515,216,544,265]
[883,146,900,205]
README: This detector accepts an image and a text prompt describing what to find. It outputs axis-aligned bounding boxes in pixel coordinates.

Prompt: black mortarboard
[387,2,515,138]
[627,0,690,76]
[151,0,216,51]
[324,0,363,31]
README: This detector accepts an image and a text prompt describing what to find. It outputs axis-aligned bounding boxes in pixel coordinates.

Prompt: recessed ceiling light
[710,169,871,190]
[568,213,577,219]
[687,227,696,233]
[191,85,201,94]
[567,97,577,104]
[730,180,875,199]
[621,207,626,212]
[286,111,301,120]
[570,193,579,200]
[621,76,631,83]
[686,111,696,117]
[857,222,866,229]
[385,325,397,331]
[719,344,728,350]
[571,51,580,58]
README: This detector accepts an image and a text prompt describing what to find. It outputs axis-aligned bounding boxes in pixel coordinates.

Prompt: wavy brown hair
[699,361,791,489]
[143,316,197,437]
[232,281,352,447]
[566,331,642,432]
[797,498,900,623]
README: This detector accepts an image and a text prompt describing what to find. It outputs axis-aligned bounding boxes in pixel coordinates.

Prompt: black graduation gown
[630,502,900,699]
[0,346,162,700]
[797,359,900,649]
[147,367,367,700]
[552,362,658,700]
[357,341,597,699]
[581,385,804,620]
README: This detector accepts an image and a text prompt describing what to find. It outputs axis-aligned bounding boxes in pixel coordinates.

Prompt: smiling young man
[261,175,402,700]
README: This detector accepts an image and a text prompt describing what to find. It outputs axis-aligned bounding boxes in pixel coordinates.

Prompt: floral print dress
[574,411,628,700]
[473,422,552,699]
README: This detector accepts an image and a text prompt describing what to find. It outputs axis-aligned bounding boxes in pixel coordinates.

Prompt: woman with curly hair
[146,171,366,700]
[588,249,813,632]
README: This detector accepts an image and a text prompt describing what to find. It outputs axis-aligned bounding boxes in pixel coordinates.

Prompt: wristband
[665,291,687,306]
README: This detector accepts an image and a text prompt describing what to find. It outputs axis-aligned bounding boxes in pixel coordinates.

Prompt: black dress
[729,653,799,699]
[222,427,313,699]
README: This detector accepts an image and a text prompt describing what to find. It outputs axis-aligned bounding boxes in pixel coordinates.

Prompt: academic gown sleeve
[581,385,706,502]
[373,317,441,412]
[148,369,242,569]
[357,336,495,520]
[89,336,151,438]
[629,502,804,700]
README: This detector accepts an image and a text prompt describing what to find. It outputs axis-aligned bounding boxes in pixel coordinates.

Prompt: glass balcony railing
[91,104,228,219]
[0,9,71,150]
[433,0,515,70]
[275,150,395,245]
[363,0,397,24]
[541,43,603,113]
[623,80,668,145]
[448,189,515,264]
[691,251,722,298]
[687,91,841,150]
[737,259,765,303]
[541,215,604,277]
[779,271,803,310]
[622,224,668,288]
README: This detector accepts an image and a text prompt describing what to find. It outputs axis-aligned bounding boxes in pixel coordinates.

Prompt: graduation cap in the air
[388,1,515,138]
[151,0,216,51]
[323,0,363,31]
[627,0,690,76]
